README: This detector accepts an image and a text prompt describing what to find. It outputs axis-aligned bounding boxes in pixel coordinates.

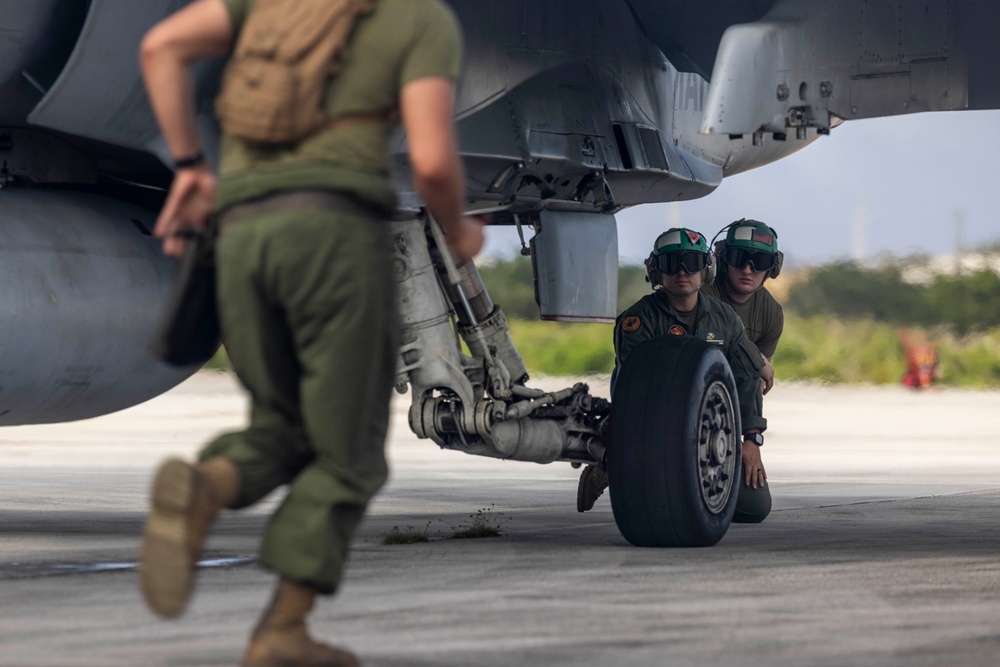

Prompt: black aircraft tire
[608,336,742,547]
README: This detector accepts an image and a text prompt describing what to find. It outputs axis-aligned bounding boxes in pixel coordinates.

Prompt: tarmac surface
[1,372,1000,666]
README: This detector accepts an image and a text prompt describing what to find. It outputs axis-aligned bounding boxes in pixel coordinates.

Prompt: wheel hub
[697,380,737,514]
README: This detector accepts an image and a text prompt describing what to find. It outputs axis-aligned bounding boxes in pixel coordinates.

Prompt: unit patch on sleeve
[621,315,642,333]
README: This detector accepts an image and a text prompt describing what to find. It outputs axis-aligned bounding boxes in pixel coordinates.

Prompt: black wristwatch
[744,432,764,447]
[173,150,206,170]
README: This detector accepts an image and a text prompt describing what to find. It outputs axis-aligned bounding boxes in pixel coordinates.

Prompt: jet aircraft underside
[0,0,997,428]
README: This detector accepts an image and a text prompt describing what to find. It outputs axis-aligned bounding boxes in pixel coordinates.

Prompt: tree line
[784,260,1000,334]
[477,255,1000,334]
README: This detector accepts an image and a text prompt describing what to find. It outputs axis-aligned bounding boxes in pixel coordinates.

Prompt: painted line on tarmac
[0,556,256,580]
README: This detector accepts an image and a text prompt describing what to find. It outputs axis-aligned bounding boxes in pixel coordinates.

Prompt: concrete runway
[2,372,1000,666]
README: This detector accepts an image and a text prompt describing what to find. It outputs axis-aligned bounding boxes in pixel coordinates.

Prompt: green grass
[934,329,1000,387]
[381,523,431,545]
[447,506,511,539]
[774,316,905,384]
[506,320,615,376]
[507,316,1000,387]
[378,510,512,543]
[200,316,1000,387]
[774,316,1000,386]
[202,346,231,371]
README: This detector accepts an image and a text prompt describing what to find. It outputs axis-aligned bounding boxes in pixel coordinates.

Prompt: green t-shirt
[217,0,463,213]
[701,281,784,358]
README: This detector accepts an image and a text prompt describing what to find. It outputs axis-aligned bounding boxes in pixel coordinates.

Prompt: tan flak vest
[215,0,376,144]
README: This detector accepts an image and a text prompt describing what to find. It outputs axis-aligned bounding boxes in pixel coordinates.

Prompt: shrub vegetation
[204,256,1000,386]
[483,255,1000,385]
[786,261,1000,334]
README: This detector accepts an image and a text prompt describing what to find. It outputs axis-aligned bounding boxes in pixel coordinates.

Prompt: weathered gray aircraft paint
[2,0,998,543]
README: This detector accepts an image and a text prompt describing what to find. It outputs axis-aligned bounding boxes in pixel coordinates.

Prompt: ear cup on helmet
[712,240,726,276]
[703,253,716,283]
[769,251,784,279]
[766,225,782,278]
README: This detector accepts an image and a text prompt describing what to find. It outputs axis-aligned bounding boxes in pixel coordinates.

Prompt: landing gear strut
[391,215,610,467]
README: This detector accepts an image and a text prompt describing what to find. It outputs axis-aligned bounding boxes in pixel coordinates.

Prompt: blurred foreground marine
[138,0,481,665]
[578,228,769,522]
[702,219,784,395]
[900,329,939,389]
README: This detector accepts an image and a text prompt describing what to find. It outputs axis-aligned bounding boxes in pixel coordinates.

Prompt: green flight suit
[199,0,462,594]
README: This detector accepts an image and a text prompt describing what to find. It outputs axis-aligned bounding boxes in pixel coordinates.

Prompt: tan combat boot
[242,580,358,667]
[576,464,609,512]
[139,456,241,618]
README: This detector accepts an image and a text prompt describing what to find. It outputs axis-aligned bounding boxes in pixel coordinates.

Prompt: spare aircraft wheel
[608,336,742,547]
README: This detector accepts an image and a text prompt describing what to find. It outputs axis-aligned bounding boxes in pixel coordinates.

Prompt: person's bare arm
[401,77,483,263]
[761,354,774,394]
[140,0,232,256]
[742,440,766,489]
[141,0,232,159]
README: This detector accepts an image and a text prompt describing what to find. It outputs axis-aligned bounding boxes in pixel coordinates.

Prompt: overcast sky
[481,109,1000,267]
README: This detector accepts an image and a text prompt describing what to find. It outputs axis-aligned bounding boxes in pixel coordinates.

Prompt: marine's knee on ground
[732,478,772,524]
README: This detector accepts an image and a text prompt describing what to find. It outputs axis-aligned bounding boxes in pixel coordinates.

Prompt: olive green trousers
[200,205,398,594]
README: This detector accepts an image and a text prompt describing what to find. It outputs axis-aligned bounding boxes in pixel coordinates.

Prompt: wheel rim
[697,380,737,514]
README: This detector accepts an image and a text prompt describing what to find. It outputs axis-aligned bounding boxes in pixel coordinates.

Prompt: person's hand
[760,356,775,395]
[154,166,216,258]
[446,215,485,264]
[742,440,766,489]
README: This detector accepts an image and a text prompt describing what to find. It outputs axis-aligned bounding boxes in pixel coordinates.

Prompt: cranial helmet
[645,227,715,286]
[714,219,784,279]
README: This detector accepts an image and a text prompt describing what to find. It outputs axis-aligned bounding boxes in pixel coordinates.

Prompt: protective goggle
[723,247,777,272]
[651,251,708,275]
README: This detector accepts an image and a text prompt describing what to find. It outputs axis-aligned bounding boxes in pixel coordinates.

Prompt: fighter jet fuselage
[0,0,998,425]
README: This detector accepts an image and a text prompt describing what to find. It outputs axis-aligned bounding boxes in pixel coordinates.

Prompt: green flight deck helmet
[646,228,715,284]
[718,219,783,278]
